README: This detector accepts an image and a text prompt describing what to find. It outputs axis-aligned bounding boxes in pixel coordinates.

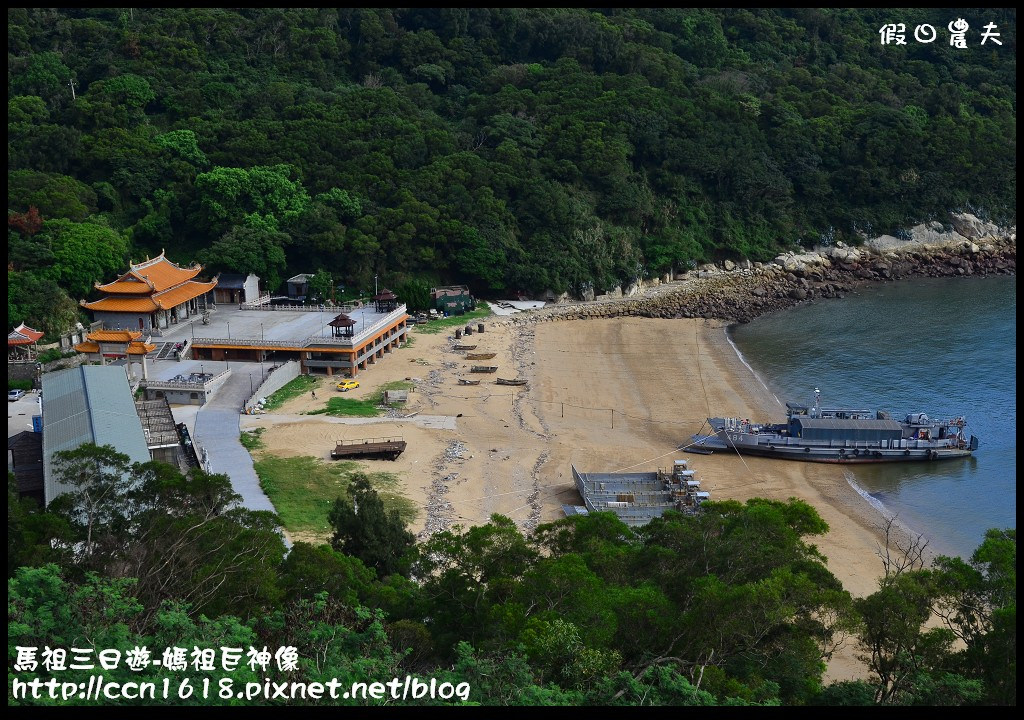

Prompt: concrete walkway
[240,413,458,431]
[193,364,275,512]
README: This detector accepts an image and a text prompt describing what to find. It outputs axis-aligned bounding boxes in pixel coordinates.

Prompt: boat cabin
[788,417,904,443]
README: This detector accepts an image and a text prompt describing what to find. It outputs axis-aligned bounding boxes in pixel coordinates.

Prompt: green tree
[308,268,334,303]
[201,226,289,294]
[194,164,311,234]
[39,218,128,299]
[328,475,415,579]
[8,171,97,221]
[931,529,1016,705]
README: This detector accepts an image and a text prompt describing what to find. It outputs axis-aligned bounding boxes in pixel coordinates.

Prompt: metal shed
[41,365,151,505]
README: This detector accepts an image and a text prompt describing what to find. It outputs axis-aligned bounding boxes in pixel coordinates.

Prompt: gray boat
[695,388,978,464]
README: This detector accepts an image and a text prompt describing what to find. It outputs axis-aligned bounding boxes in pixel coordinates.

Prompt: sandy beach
[241,313,918,680]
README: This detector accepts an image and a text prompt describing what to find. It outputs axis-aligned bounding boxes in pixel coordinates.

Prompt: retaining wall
[244,360,301,412]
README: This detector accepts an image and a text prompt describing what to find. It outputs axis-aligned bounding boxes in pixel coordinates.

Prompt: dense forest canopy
[7,8,1017,337]
[8,446,1017,705]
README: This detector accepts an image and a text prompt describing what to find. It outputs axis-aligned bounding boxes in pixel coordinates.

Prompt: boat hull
[696,430,973,463]
[715,442,972,464]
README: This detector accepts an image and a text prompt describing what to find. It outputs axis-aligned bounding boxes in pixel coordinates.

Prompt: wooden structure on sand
[331,436,406,461]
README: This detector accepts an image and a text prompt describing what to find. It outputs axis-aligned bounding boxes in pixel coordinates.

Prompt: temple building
[81,252,217,331]
[74,329,156,378]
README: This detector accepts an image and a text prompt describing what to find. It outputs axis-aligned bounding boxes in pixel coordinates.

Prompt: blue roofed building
[41,365,152,505]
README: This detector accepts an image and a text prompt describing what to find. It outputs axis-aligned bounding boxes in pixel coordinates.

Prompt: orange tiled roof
[97,251,203,293]
[82,296,159,312]
[75,340,155,355]
[126,342,156,355]
[129,253,203,292]
[87,329,143,342]
[152,280,217,309]
[94,278,154,294]
[8,323,45,345]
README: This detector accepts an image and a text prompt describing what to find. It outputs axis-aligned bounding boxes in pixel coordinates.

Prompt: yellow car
[336,380,360,392]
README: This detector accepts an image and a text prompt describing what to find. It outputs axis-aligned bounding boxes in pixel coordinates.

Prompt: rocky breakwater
[500,214,1014,328]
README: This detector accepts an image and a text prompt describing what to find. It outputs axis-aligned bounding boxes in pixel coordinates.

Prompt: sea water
[729,275,1016,558]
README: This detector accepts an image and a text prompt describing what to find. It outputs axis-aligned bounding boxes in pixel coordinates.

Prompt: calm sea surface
[729,275,1016,558]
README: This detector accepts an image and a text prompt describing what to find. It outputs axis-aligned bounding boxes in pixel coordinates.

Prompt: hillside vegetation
[7,8,1016,338]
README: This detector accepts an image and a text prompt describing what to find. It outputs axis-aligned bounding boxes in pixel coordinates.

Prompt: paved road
[7,392,42,438]
[193,365,276,512]
[240,413,458,431]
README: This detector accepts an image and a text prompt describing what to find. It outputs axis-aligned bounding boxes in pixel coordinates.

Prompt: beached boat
[694,389,978,464]
[453,344,477,350]
[496,378,527,386]
[470,365,498,373]
[457,378,481,385]
[466,352,496,360]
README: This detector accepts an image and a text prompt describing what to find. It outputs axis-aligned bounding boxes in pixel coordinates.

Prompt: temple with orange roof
[74,329,157,378]
[81,251,217,332]
[8,322,45,362]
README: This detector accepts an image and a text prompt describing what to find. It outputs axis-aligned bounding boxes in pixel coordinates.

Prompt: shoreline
[246,250,1014,682]
[498,219,1015,328]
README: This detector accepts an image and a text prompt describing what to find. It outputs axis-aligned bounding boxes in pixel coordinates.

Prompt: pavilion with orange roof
[81,251,217,332]
[8,322,45,362]
[74,329,157,378]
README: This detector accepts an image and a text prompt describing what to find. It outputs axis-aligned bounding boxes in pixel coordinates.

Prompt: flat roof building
[41,365,151,505]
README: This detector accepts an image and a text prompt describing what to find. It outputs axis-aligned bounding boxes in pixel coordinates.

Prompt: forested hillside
[8,447,1017,705]
[7,8,1016,337]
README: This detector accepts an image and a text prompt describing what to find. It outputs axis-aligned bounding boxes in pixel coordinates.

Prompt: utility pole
[68,79,77,101]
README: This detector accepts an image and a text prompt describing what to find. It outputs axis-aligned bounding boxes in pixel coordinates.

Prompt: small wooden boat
[465,352,496,360]
[470,365,498,373]
[496,378,527,386]
[453,344,477,350]
[457,378,481,386]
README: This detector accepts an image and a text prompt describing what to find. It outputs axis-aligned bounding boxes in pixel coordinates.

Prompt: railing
[341,306,408,347]
[191,337,303,348]
[142,368,230,391]
[177,338,191,360]
[242,299,363,313]
[335,436,405,447]
[239,293,273,309]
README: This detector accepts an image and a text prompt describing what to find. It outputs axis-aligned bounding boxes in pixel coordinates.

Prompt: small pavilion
[373,288,399,314]
[8,323,44,362]
[328,313,357,338]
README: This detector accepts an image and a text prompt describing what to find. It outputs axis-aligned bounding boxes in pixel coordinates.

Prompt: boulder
[723,259,736,271]
[950,212,1000,241]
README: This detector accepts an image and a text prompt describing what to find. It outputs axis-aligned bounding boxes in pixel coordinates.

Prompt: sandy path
[245,316,898,681]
